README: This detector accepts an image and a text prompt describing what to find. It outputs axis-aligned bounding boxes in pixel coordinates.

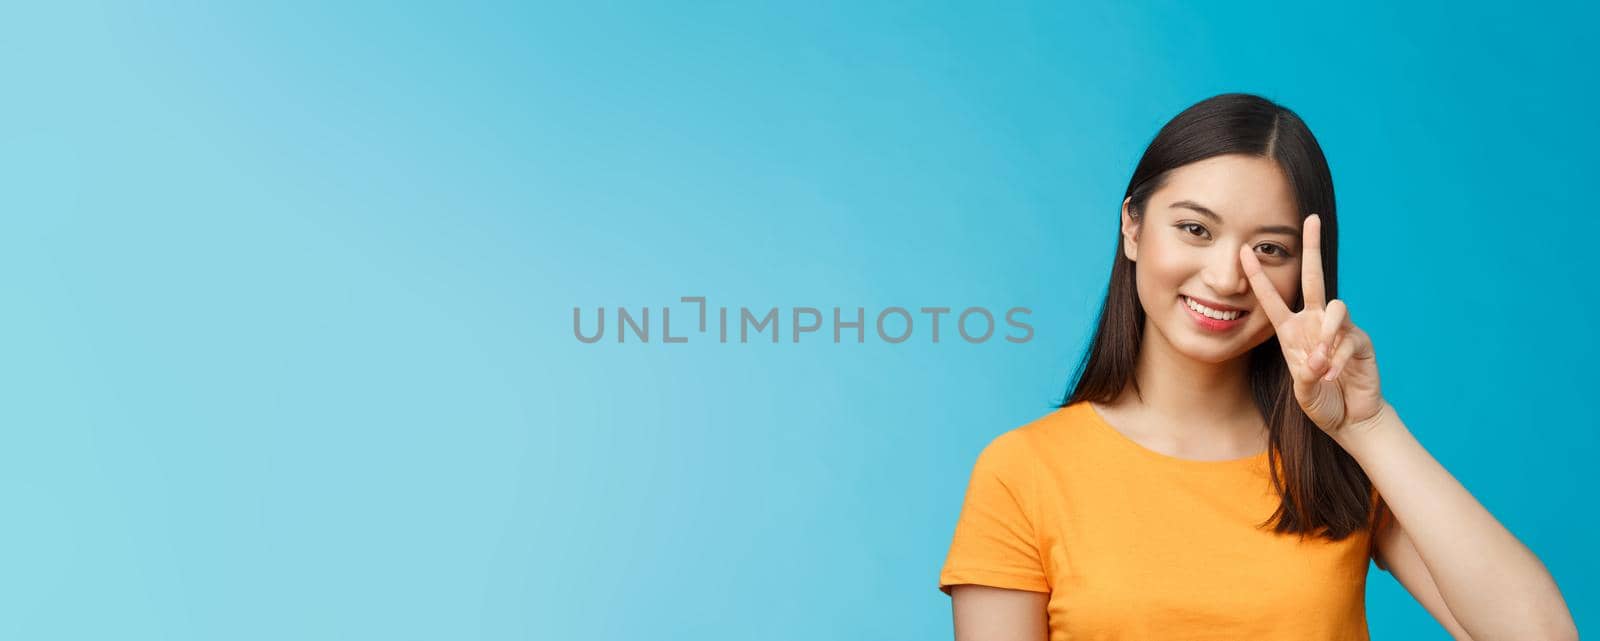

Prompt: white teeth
[1185,296,1242,321]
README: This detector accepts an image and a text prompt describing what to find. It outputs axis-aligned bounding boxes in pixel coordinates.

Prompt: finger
[1239,244,1293,328]
[1294,361,1326,409]
[1319,299,1347,350]
[1308,339,1332,374]
[1323,331,1359,381]
[1302,214,1326,311]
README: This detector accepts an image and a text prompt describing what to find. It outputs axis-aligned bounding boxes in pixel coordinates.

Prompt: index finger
[1240,244,1293,328]
[1301,214,1326,311]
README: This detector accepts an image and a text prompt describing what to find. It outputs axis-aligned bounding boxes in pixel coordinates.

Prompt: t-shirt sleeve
[939,430,1050,596]
[1367,483,1395,573]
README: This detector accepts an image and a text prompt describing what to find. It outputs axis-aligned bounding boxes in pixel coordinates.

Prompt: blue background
[5,2,1594,639]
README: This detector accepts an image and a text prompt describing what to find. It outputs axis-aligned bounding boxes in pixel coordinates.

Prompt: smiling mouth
[1182,296,1249,321]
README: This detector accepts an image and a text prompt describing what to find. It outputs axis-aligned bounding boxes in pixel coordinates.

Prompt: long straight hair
[1061,93,1373,540]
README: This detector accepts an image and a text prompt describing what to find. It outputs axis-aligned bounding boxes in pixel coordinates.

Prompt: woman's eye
[1256,244,1289,258]
[1177,223,1209,238]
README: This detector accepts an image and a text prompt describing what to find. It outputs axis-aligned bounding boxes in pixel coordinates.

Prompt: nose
[1202,244,1250,297]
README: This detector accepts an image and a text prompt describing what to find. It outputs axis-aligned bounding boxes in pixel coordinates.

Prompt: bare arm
[1337,405,1578,641]
[949,584,1048,641]
[1373,507,1475,640]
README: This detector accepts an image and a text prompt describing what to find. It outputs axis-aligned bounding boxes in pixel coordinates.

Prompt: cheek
[1271,269,1301,309]
[1136,238,1193,287]
[1133,250,1187,310]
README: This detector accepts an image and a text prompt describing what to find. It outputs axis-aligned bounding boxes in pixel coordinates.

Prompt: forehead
[1152,154,1300,228]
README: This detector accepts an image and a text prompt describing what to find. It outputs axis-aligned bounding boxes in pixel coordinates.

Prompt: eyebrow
[1169,200,1300,237]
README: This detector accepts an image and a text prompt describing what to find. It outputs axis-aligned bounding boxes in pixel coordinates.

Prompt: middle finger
[1301,214,1327,311]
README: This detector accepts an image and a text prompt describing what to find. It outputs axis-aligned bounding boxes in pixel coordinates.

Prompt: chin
[1171,335,1248,364]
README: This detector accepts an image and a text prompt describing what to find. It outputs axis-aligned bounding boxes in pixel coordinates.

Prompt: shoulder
[1010,401,1100,448]
[975,403,1090,468]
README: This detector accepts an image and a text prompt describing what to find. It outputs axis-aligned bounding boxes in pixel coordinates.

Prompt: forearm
[1334,403,1577,641]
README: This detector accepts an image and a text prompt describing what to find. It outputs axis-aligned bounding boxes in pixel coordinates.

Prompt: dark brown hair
[1059,93,1374,540]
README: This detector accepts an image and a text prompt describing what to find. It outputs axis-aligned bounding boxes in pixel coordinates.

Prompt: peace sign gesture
[1239,214,1384,437]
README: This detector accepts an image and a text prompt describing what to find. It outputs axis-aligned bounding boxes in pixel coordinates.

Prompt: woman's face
[1122,153,1305,364]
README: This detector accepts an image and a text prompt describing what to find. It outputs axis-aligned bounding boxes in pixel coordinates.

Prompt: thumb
[1296,376,1335,424]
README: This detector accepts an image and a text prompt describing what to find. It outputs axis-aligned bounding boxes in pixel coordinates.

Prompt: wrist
[1332,400,1399,450]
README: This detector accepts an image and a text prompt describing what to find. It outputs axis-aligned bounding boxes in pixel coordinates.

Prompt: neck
[1113,322,1262,444]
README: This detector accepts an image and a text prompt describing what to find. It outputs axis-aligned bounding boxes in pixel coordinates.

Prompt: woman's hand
[1239,214,1385,437]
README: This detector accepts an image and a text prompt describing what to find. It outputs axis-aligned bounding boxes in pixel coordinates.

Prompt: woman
[937,94,1577,640]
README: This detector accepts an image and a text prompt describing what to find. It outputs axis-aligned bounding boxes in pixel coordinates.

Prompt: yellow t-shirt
[939,401,1389,640]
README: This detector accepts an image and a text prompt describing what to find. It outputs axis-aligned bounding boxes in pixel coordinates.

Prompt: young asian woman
[938,93,1577,641]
